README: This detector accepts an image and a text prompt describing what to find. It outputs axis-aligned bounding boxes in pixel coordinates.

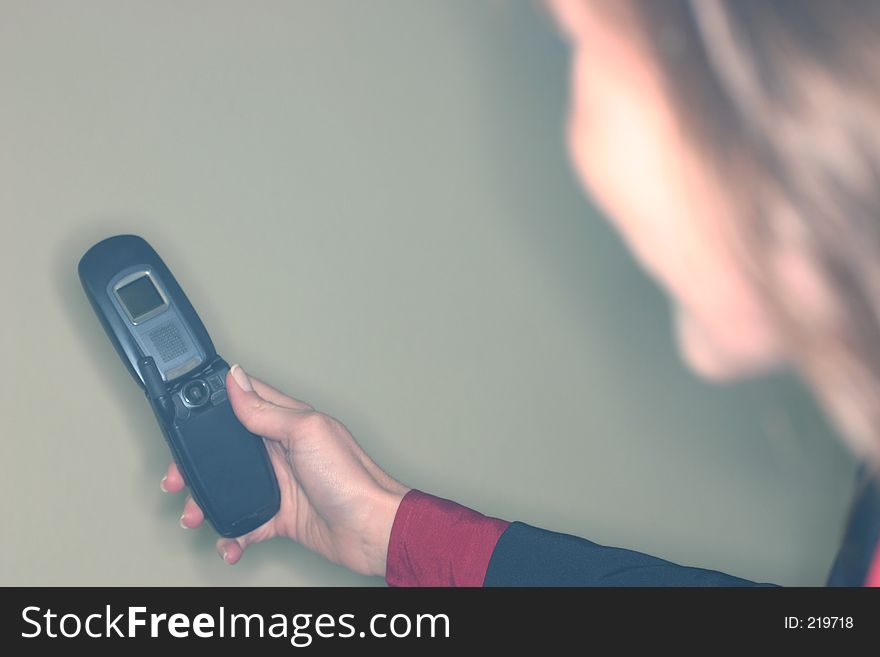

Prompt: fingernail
[160,476,168,493]
[179,515,188,529]
[230,364,253,392]
[219,548,229,563]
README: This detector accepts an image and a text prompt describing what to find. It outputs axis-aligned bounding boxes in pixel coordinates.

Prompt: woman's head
[549,0,880,465]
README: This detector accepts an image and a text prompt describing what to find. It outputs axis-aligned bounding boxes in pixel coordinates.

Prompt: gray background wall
[0,0,857,586]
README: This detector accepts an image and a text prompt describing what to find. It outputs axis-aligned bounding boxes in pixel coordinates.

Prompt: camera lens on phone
[181,379,211,408]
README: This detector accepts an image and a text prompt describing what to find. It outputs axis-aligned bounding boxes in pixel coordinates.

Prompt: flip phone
[78,235,280,537]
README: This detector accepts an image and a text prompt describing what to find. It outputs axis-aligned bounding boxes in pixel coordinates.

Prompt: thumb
[226,364,299,442]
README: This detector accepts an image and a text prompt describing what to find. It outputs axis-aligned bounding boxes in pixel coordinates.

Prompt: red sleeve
[867,542,880,587]
[385,489,510,587]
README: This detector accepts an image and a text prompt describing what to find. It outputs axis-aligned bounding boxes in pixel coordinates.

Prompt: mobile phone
[78,234,280,538]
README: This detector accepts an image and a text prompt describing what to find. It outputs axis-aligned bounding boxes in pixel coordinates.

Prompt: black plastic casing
[78,235,280,538]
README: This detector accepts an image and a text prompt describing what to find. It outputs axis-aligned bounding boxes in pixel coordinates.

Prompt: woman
[161,0,880,586]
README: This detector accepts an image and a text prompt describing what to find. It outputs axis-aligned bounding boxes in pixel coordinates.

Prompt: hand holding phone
[80,234,407,576]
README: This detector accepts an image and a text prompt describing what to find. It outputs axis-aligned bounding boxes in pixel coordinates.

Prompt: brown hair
[594,0,880,468]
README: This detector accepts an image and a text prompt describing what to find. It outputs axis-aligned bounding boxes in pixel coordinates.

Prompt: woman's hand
[160,364,409,577]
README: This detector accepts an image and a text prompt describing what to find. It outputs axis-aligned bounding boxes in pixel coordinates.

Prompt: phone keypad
[171,363,231,424]
[206,374,225,393]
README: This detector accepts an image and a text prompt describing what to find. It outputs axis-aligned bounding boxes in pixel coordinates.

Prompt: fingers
[226,365,311,443]
[229,364,311,410]
[248,374,313,411]
[160,461,185,494]
[160,463,202,527]
[180,495,205,529]
[216,535,250,565]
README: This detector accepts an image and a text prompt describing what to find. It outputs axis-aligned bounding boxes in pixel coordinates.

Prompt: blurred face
[548,1,787,380]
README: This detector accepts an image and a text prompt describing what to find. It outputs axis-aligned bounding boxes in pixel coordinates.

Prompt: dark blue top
[484,466,879,586]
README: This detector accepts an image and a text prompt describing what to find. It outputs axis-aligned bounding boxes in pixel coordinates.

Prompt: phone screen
[116,274,166,322]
